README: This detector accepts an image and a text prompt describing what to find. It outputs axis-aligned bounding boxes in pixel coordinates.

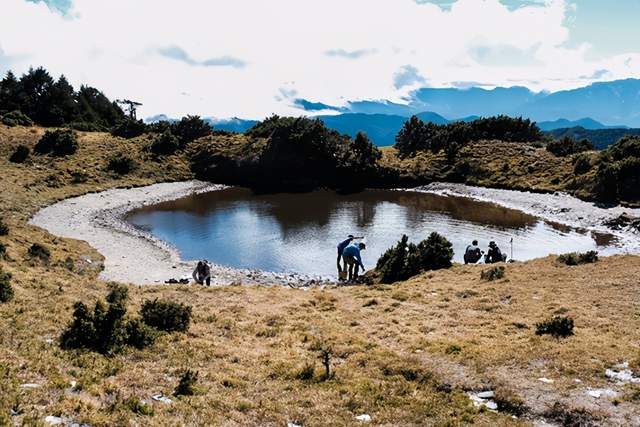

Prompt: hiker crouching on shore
[337,234,363,280]
[485,241,507,264]
[193,260,211,286]
[342,242,366,282]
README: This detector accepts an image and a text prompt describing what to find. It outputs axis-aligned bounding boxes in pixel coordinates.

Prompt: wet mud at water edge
[126,188,618,277]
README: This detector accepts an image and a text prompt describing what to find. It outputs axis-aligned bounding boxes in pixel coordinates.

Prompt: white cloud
[1,0,639,119]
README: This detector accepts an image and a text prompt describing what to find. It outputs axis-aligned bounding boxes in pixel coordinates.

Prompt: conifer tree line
[0,67,125,129]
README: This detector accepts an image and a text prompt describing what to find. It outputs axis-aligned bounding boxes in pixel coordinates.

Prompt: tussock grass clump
[480,266,505,281]
[9,145,30,163]
[557,251,598,266]
[34,129,78,157]
[28,243,50,263]
[494,387,526,416]
[543,402,603,427]
[0,218,8,236]
[0,242,6,259]
[535,316,574,338]
[376,233,453,284]
[60,285,158,355]
[122,397,154,416]
[107,154,136,175]
[140,299,192,332]
[174,369,199,396]
[0,268,14,303]
[295,363,315,381]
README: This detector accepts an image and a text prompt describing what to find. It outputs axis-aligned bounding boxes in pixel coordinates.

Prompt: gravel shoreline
[413,183,640,253]
[29,181,640,286]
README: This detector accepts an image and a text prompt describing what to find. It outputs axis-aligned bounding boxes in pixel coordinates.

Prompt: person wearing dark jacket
[192,260,211,286]
[464,240,483,264]
[485,241,506,264]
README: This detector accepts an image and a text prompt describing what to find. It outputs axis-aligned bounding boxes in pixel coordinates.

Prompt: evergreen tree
[0,71,21,114]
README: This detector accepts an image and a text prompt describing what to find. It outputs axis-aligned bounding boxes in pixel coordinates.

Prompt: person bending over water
[193,260,211,286]
[342,242,366,282]
[464,240,483,264]
[337,235,363,279]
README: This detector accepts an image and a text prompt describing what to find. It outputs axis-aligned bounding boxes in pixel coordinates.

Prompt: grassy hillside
[2,125,640,425]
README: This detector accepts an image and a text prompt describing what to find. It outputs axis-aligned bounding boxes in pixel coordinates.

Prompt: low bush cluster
[1,110,33,127]
[191,116,382,192]
[572,152,593,175]
[557,251,598,266]
[0,268,14,303]
[595,136,640,203]
[0,218,8,236]
[34,129,78,157]
[140,299,192,332]
[9,145,30,163]
[376,233,454,284]
[28,243,50,263]
[66,121,106,132]
[535,316,574,338]
[107,154,136,175]
[0,242,7,259]
[174,369,199,396]
[110,119,147,139]
[546,137,593,157]
[60,285,157,355]
[395,115,542,157]
[480,266,505,281]
[60,285,192,355]
[150,130,180,155]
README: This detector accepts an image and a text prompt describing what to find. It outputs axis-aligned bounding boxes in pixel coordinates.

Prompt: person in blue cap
[337,234,363,279]
[342,242,366,282]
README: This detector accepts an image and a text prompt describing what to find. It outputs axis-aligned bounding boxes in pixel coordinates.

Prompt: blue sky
[3,0,640,118]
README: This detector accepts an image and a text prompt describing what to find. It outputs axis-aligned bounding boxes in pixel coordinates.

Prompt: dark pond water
[127,188,614,277]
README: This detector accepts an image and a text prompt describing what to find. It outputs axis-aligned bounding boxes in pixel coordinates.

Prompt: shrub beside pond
[480,266,505,281]
[376,232,453,284]
[557,251,598,266]
[34,129,78,157]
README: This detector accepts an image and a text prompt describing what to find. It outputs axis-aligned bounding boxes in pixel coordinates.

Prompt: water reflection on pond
[127,188,615,277]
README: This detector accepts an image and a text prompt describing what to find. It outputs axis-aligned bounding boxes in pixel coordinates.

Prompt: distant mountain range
[298,78,640,128]
[146,78,640,147]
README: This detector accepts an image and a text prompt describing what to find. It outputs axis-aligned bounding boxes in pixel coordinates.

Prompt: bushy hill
[547,126,640,150]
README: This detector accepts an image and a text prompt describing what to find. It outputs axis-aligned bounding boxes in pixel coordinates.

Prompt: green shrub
[60,285,158,355]
[34,129,78,157]
[376,233,453,284]
[0,218,8,236]
[107,154,136,175]
[480,266,505,281]
[66,121,106,132]
[171,115,211,146]
[535,316,574,338]
[296,363,315,381]
[9,145,30,163]
[572,153,593,175]
[28,243,50,263]
[557,251,598,266]
[123,397,154,416]
[150,130,179,155]
[1,110,33,127]
[125,318,159,349]
[546,137,593,157]
[111,119,147,139]
[0,269,14,303]
[140,299,192,332]
[174,369,198,396]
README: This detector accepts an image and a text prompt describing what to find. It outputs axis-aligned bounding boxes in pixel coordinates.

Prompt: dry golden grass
[1,125,639,426]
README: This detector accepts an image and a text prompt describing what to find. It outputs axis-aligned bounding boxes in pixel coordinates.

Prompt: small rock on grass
[355,414,372,422]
